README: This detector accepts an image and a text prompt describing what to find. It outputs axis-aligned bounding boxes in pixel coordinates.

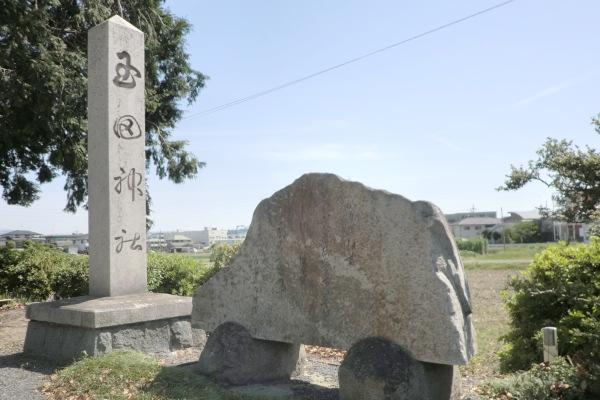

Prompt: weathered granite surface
[197,322,305,386]
[192,173,476,365]
[26,293,192,328]
[24,317,205,359]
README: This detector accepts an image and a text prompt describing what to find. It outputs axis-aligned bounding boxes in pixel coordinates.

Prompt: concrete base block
[24,293,206,359]
[197,322,306,386]
[338,337,461,400]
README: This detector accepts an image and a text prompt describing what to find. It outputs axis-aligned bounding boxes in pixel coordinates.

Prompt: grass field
[462,242,555,261]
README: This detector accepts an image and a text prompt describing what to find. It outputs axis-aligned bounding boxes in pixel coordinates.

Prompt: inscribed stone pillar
[88,16,147,297]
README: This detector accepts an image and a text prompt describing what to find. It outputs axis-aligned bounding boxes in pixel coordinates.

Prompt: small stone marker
[542,326,558,363]
[88,15,147,297]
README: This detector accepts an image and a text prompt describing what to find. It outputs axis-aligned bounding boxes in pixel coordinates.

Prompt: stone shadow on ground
[0,350,71,374]
[171,359,341,400]
[0,349,73,400]
[171,361,341,400]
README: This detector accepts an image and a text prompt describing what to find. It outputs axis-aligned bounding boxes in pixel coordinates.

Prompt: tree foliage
[504,221,542,244]
[0,0,207,212]
[498,116,600,223]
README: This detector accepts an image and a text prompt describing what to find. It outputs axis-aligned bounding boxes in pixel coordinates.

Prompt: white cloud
[513,72,599,108]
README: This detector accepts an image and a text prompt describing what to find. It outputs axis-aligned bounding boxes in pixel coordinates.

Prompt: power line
[185,0,517,120]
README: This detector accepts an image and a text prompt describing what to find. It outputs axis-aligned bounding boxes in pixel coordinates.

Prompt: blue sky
[2,0,600,235]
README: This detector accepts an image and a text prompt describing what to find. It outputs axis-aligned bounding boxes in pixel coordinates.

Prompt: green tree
[504,221,541,243]
[497,115,600,223]
[0,0,207,213]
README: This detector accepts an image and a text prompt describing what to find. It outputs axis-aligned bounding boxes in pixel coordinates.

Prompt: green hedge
[147,253,219,296]
[455,237,488,255]
[0,243,88,301]
[500,240,600,396]
[0,243,241,301]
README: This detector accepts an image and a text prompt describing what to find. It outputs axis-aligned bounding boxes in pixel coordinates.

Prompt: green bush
[481,357,586,400]
[0,242,244,301]
[504,221,543,243]
[0,243,89,301]
[147,243,242,296]
[455,237,488,255]
[500,240,600,396]
[147,253,219,296]
[209,242,242,269]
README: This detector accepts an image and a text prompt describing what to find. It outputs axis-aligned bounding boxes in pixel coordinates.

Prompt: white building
[450,217,501,239]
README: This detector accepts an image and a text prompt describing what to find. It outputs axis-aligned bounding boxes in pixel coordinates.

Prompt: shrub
[0,242,243,301]
[455,237,488,255]
[504,221,543,243]
[500,240,600,396]
[147,243,242,296]
[147,253,219,296]
[0,243,88,301]
[209,242,242,269]
[480,357,586,400]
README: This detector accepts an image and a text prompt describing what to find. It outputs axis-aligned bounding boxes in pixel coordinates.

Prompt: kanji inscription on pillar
[88,16,147,297]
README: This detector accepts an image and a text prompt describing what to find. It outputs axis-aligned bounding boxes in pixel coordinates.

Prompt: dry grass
[462,269,522,379]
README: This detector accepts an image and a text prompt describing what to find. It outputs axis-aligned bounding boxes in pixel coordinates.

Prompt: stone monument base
[197,322,306,386]
[24,293,205,359]
[338,337,462,400]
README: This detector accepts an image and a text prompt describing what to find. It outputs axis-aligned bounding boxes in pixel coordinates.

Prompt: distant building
[0,230,45,247]
[227,226,249,241]
[504,210,583,242]
[45,234,89,253]
[172,228,229,248]
[445,211,497,224]
[450,217,501,239]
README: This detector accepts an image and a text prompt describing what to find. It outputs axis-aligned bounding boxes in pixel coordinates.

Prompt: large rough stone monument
[193,173,476,398]
[24,16,202,359]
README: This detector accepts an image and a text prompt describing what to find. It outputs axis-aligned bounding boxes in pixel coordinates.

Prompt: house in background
[0,230,45,247]
[506,210,553,241]
[164,234,196,253]
[44,234,89,253]
[445,211,497,224]
[449,217,502,239]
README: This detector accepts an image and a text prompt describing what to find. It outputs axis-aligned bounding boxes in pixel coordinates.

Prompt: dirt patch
[0,303,28,352]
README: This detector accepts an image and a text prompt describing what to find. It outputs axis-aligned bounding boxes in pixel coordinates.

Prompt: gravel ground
[0,346,69,400]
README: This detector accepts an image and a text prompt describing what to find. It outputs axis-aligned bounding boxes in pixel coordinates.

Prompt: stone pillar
[23,16,203,360]
[88,15,147,297]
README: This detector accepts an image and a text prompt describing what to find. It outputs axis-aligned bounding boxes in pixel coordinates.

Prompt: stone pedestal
[24,293,205,359]
[197,322,305,386]
[338,337,461,400]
